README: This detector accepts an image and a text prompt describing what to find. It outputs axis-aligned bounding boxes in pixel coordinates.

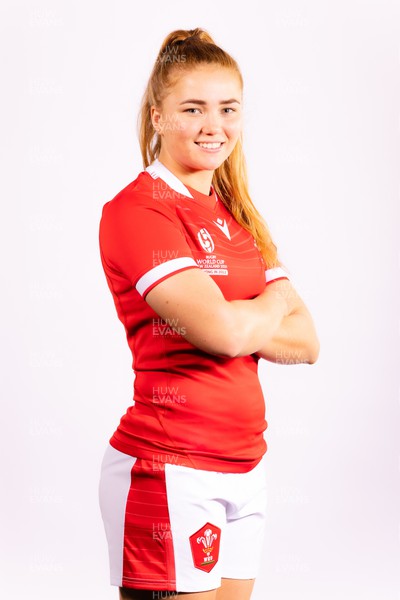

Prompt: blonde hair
[138,28,285,269]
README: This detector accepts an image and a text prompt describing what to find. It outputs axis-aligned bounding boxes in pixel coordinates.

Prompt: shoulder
[99,171,185,250]
[100,171,177,223]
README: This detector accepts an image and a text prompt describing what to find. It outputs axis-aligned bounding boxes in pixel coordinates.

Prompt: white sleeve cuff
[136,257,198,296]
[265,267,290,283]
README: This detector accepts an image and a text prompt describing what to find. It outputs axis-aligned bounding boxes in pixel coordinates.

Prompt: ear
[150,105,163,134]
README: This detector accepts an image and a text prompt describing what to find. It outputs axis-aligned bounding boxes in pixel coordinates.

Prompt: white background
[1,0,399,598]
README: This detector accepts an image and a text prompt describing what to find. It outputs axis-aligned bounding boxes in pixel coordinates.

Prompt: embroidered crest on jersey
[212,217,231,240]
[189,522,221,572]
[197,228,215,253]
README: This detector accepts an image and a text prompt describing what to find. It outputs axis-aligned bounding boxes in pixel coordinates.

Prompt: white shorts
[98,443,269,593]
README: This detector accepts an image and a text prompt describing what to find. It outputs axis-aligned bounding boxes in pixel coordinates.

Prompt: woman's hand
[254,280,320,364]
[260,278,305,317]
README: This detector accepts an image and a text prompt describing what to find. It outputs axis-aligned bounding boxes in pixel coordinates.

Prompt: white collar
[145,159,194,198]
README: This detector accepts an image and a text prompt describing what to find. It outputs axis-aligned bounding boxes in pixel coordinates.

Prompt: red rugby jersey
[99,159,290,473]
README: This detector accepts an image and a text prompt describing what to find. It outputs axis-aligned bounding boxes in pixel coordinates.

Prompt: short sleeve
[265,266,291,285]
[99,196,199,298]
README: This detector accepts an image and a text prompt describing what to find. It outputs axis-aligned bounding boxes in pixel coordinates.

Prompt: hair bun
[158,28,215,54]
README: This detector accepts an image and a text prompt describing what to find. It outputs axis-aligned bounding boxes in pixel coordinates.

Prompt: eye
[223,107,236,114]
[184,108,201,114]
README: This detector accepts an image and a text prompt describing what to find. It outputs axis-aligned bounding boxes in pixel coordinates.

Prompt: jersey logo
[212,217,231,240]
[189,522,221,572]
[197,228,215,253]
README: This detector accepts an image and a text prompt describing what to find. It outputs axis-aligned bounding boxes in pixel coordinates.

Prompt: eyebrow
[179,98,241,105]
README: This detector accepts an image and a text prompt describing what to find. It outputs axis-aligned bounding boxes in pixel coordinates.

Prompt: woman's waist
[133,367,263,399]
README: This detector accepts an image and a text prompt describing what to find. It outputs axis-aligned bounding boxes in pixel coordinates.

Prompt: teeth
[197,142,222,149]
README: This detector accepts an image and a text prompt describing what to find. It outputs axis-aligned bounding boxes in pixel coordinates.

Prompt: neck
[157,152,213,196]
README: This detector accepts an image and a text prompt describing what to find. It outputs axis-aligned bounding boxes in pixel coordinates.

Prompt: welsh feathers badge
[189,522,221,572]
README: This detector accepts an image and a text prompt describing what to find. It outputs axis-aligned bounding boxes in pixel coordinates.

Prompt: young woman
[98,28,319,600]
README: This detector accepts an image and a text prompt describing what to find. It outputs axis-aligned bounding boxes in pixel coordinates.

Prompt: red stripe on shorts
[122,457,177,590]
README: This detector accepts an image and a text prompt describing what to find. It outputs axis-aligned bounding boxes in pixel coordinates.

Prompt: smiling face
[151,64,243,190]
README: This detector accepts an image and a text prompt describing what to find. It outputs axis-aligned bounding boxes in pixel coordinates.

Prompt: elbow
[307,336,320,364]
[208,304,244,358]
[222,341,243,359]
[199,334,240,359]
[213,332,243,360]
[183,303,243,358]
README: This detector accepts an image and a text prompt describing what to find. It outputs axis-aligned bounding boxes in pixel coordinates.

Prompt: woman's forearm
[255,306,320,364]
[227,289,287,357]
[226,279,302,357]
[145,268,314,359]
[227,279,320,362]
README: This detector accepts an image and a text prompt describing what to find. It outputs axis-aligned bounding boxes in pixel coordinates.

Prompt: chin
[182,145,231,170]
[193,155,229,171]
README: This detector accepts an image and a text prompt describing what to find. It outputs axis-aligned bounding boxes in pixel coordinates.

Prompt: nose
[200,110,223,135]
